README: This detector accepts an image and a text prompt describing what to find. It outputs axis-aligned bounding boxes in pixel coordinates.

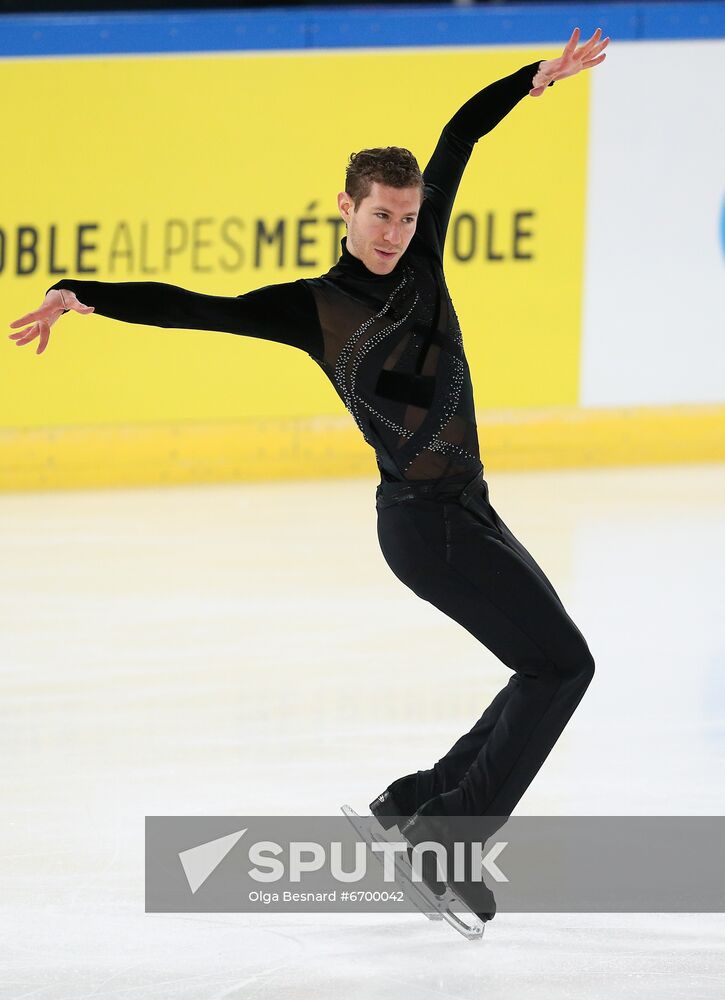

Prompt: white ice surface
[1,465,724,998]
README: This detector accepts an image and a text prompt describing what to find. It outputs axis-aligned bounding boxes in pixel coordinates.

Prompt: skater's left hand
[529,27,609,97]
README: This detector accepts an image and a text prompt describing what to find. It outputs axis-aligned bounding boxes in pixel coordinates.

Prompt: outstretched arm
[9,278,323,359]
[418,27,609,256]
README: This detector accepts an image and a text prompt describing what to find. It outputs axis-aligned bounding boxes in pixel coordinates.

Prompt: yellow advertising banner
[2,47,587,427]
[9,45,662,488]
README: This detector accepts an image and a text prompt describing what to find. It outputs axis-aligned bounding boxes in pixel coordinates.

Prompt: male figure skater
[10,28,608,920]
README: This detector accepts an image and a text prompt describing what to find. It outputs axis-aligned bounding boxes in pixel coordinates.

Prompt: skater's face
[337,182,422,275]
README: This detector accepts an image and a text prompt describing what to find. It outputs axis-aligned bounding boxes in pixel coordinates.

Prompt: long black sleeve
[417,60,548,256]
[45,277,324,360]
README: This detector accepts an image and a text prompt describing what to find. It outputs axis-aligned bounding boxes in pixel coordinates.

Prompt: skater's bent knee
[555,641,595,686]
[578,647,595,687]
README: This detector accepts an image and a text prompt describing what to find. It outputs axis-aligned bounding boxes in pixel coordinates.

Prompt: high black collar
[336,236,403,283]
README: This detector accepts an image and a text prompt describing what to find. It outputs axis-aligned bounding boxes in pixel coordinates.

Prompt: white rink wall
[581,39,725,407]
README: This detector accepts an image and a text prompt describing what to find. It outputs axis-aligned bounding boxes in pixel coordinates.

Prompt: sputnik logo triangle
[178,828,248,894]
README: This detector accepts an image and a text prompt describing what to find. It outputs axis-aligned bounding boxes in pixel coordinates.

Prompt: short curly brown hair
[345,147,424,209]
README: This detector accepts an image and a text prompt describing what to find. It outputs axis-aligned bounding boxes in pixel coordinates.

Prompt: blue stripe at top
[0,3,723,58]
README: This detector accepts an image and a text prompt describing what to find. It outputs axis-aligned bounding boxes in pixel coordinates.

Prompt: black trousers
[375,468,595,821]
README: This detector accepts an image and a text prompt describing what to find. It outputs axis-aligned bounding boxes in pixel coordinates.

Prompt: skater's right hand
[8,288,94,356]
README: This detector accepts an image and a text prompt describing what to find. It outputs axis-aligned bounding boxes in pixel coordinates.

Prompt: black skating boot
[369,772,419,830]
[400,795,496,923]
[399,795,449,898]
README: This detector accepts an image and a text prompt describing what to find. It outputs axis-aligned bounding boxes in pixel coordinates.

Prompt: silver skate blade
[343,807,486,941]
[340,804,443,922]
[436,890,486,941]
[388,841,486,941]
